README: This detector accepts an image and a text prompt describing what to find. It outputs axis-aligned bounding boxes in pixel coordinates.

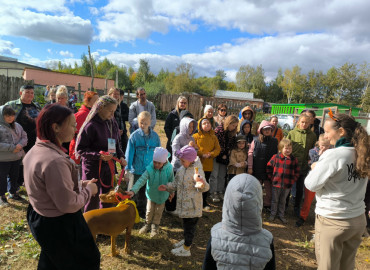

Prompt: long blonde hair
[176,96,187,115]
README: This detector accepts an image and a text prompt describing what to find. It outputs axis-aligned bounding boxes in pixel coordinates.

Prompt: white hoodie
[305,146,367,219]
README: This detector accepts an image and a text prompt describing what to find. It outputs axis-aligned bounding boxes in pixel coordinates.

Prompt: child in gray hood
[203,174,275,270]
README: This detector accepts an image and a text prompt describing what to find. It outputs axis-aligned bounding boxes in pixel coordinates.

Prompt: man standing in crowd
[5,85,41,186]
[128,87,156,133]
[119,89,130,153]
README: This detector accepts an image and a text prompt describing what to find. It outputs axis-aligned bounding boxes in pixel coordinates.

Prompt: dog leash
[98,151,125,189]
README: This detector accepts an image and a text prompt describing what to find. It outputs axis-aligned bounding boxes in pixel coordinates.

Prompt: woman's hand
[126,191,135,198]
[168,193,175,202]
[158,185,167,191]
[86,179,98,196]
[120,157,127,166]
[100,153,113,161]
[82,178,97,188]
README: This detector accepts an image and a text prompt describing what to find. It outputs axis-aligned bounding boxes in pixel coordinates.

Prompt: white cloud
[89,6,99,15]
[96,0,370,43]
[60,50,74,57]
[0,39,21,56]
[0,1,93,44]
[47,48,53,54]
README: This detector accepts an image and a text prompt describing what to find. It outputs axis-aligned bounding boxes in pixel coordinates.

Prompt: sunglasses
[219,109,226,112]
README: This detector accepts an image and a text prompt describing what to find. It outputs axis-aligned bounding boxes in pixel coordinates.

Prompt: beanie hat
[258,120,275,134]
[236,134,247,142]
[204,105,214,114]
[153,147,168,163]
[175,145,197,163]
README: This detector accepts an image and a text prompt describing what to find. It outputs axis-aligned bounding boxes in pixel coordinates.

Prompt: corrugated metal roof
[215,90,254,100]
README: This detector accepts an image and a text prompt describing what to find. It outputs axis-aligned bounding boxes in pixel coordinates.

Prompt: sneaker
[150,224,159,238]
[171,245,191,257]
[269,215,275,221]
[210,192,220,203]
[8,193,24,201]
[0,196,9,207]
[139,224,150,234]
[279,216,288,224]
[218,192,224,201]
[295,217,305,227]
[173,239,185,248]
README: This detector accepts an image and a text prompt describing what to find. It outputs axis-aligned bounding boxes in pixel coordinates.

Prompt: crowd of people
[0,85,369,270]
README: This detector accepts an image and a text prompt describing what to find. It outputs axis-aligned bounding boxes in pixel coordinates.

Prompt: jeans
[0,160,21,196]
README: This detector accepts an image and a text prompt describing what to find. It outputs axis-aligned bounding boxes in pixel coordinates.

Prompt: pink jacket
[23,139,92,217]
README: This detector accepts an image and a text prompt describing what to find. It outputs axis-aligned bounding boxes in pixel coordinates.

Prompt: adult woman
[69,91,99,163]
[164,96,187,157]
[76,95,127,212]
[270,115,284,143]
[208,115,238,202]
[305,113,369,270]
[214,104,227,127]
[23,104,100,270]
[56,85,77,113]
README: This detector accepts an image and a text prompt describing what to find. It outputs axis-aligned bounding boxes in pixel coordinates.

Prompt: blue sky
[1,0,370,81]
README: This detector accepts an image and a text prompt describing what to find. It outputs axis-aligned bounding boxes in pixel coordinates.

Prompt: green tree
[360,62,370,111]
[279,65,305,103]
[336,63,364,106]
[235,65,266,98]
[134,59,154,88]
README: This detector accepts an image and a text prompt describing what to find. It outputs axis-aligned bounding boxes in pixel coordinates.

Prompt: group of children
[119,105,331,258]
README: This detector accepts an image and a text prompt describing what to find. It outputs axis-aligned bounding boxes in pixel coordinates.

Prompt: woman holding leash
[24,103,100,270]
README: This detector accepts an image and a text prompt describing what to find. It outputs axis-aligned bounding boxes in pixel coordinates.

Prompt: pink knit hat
[175,145,197,162]
[257,120,275,134]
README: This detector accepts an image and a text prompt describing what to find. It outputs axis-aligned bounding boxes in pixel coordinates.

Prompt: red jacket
[266,153,300,189]
[69,105,90,164]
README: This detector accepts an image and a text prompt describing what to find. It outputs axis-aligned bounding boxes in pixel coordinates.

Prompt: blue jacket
[131,161,174,204]
[125,127,160,175]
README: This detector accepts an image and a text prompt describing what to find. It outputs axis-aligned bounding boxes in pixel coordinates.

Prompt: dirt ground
[0,120,369,269]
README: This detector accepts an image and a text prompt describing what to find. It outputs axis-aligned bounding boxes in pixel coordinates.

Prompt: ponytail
[331,114,370,178]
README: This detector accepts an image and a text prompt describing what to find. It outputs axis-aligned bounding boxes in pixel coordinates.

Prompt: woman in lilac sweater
[24,104,100,270]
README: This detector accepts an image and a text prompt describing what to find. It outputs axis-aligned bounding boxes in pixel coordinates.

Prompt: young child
[125,111,161,219]
[193,118,221,211]
[238,119,254,145]
[158,146,209,257]
[228,134,248,182]
[0,106,27,206]
[239,106,259,136]
[248,120,278,210]
[171,117,197,173]
[202,174,275,269]
[296,134,331,227]
[266,138,300,224]
[286,114,317,217]
[127,147,174,237]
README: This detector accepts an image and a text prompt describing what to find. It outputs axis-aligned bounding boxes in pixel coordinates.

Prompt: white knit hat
[204,104,214,114]
[153,147,168,163]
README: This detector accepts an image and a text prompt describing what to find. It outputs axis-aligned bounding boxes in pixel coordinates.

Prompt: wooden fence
[0,75,33,105]
[159,93,261,119]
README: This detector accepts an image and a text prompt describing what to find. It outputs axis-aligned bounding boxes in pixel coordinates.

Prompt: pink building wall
[23,68,115,92]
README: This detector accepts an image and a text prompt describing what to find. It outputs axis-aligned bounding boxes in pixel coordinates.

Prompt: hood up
[179,117,197,137]
[241,106,255,121]
[222,174,263,236]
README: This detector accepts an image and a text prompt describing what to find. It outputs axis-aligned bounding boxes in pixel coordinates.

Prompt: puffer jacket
[193,118,221,172]
[167,158,209,218]
[171,117,197,172]
[287,127,317,173]
[239,106,259,136]
[0,106,28,161]
[131,161,174,204]
[211,174,273,269]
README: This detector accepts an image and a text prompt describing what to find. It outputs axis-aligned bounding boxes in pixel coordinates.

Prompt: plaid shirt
[266,153,300,189]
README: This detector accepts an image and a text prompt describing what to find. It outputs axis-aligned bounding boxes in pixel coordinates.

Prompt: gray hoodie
[171,117,197,172]
[211,174,273,270]
[0,106,28,161]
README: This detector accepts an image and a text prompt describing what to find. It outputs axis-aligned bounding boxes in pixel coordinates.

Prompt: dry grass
[0,120,369,269]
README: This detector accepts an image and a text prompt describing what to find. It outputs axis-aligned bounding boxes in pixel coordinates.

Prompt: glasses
[219,109,226,112]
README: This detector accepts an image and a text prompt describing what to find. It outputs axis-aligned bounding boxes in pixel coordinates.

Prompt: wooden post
[116,69,118,87]
[105,79,108,94]
[77,82,81,102]
[88,45,94,91]
[127,89,131,105]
